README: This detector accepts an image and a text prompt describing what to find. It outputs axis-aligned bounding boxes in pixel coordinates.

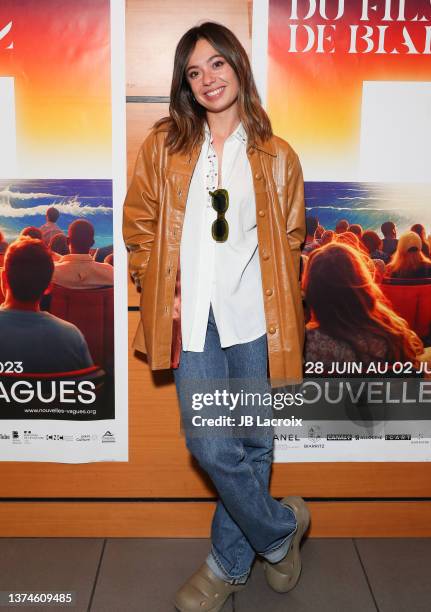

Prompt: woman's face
[185,38,239,114]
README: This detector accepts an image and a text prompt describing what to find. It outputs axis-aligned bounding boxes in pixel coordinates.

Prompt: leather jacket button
[258,210,265,217]
[269,326,276,334]
[265,289,273,296]
[255,172,262,180]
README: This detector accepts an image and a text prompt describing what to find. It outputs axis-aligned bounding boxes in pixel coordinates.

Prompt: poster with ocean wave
[254,0,431,462]
[305,182,431,236]
[0,0,127,463]
[0,179,113,247]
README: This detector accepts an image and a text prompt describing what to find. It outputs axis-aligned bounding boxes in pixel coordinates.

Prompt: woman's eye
[188,70,199,79]
[213,60,224,69]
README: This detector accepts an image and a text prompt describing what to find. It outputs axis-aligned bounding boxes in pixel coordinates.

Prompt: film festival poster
[0,0,128,462]
[253,0,431,461]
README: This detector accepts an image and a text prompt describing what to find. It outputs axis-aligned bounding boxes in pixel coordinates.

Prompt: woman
[386,231,431,279]
[123,22,308,612]
[303,243,423,371]
[410,223,430,258]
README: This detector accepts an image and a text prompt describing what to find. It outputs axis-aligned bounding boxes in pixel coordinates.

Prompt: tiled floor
[0,537,430,611]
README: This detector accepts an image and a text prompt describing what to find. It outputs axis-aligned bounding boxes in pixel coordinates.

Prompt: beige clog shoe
[174,562,246,612]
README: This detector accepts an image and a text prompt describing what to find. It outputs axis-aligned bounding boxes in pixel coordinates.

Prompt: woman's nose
[201,69,216,86]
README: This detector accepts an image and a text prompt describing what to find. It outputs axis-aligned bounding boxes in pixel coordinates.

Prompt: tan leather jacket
[123,126,306,387]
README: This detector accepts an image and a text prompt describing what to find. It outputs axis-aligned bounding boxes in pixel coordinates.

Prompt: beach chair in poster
[49,285,114,373]
[380,277,431,342]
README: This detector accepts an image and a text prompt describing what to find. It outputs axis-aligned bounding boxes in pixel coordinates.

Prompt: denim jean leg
[174,308,297,581]
[214,331,297,561]
[209,332,274,580]
[207,431,274,582]
[174,308,255,582]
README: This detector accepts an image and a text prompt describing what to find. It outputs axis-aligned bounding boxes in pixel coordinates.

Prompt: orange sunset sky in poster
[0,0,111,179]
[267,0,431,182]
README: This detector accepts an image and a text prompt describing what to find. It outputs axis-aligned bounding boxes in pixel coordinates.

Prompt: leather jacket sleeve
[122,131,160,288]
[286,151,306,281]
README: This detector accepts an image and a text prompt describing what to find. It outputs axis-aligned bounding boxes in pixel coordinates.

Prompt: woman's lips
[204,86,225,100]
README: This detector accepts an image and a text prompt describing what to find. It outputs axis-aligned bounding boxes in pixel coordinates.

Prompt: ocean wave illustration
[306,205,405,212]
[0,195,112,218]
[337,196,391,201]
[0,189,64,200]
[0,188,109,202]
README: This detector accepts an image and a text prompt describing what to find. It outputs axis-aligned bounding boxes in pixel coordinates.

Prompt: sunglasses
[209,189,229,242]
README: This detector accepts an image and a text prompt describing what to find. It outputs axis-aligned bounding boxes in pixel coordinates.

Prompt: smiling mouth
[205,86,225,98]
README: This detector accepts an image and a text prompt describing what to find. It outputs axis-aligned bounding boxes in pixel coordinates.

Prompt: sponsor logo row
[275,427,430,448]
[0,430,116,443]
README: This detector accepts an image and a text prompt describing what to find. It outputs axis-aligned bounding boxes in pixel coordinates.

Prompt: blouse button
[262,252,270,260]
[258,210,265,217]
[269,326,276,334]
[265,289,273,297]
[255,172,262,180]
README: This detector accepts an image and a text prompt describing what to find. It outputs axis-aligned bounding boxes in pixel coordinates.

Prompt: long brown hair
[154,22,272,154]
[303,243,423,364]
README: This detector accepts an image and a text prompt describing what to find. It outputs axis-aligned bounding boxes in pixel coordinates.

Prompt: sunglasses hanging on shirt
[209,188,229,242]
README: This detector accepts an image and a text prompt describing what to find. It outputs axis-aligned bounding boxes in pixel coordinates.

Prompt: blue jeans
[173,306,297,584]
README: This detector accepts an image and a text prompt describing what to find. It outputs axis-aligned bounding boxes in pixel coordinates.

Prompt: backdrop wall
[0,0,430,538]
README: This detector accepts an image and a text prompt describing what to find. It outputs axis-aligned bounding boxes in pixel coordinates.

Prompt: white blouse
[179,121,266,352]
